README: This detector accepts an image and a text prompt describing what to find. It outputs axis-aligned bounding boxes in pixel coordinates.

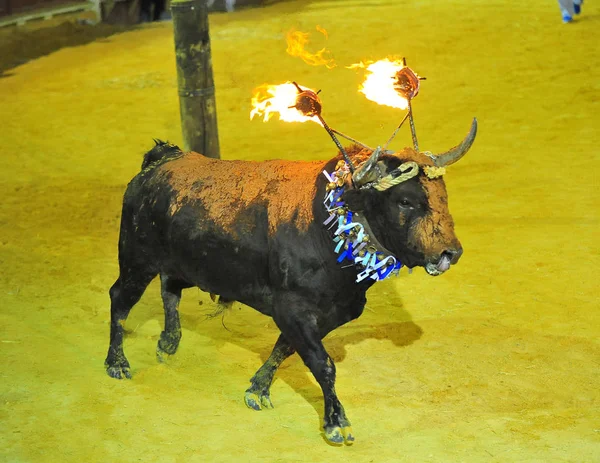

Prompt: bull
[105,119,476,445]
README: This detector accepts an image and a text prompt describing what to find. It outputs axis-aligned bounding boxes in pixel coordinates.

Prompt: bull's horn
[352,146,382,187]
[428,118,477,167]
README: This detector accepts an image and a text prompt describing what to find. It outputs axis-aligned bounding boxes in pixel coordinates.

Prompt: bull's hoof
[105,363,132,379]
[156,342,177,363]
[244,390,274,410]
[156,346,171,363]
[105,352,132,379]
[324,425,354,446]
[157,331,180,358]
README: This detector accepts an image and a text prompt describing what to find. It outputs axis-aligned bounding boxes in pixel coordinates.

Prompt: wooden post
[171,0,220,158]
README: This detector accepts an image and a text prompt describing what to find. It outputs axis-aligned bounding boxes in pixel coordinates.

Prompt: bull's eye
[398,198,414,208]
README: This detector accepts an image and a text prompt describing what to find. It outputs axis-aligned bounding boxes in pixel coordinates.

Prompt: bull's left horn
[352,146,382,187]
[428,118,477,167]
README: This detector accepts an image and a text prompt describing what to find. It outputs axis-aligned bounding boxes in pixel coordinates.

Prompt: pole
[171,0,220,158]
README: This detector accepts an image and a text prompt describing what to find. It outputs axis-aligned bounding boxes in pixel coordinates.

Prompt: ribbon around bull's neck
[322,161,404,283]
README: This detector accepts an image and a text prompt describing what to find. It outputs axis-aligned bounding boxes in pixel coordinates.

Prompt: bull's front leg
[245,334,295,410]
[272,293,354,445]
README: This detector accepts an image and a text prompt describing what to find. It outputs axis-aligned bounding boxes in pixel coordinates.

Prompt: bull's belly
[159,228,274,316]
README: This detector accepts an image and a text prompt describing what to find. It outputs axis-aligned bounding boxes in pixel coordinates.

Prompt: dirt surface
[1,1,599,461]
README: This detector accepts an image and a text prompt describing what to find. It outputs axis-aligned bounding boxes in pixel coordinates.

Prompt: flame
[349,58,409,109]
[250,82,323,125]
[286,27,336,69]
[315,25,329,39]
[346,60,369,70]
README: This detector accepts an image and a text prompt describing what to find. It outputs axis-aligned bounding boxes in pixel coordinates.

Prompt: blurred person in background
[207,0,236,12]
[140,0,166,21]
[558,0,583,23]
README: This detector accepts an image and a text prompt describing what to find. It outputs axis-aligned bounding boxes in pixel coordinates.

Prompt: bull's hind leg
[105,269,156,379]
[156,274,189,362]
[245,334,295,410]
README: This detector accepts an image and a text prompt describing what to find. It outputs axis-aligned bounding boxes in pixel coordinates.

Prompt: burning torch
[382,58,425,151]
[289,82,357,173]
[351,57,425,151]
[394,58,423,151]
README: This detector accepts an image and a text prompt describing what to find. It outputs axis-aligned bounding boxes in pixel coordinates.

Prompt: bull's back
[153,153,325,235]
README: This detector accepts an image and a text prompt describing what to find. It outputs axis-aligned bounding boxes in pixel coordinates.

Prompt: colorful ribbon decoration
[323,167,403,283]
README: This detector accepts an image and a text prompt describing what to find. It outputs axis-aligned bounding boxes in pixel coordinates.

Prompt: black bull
[105,125,475,445]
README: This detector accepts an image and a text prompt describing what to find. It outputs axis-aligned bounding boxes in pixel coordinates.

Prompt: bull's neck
[314,159,404,284]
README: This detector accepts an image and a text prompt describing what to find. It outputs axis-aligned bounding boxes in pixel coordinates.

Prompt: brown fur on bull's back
[154,152,327,236]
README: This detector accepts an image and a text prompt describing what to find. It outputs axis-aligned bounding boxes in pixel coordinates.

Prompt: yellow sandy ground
[1,1,599,461]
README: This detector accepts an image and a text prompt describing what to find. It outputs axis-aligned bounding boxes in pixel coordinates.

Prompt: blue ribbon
[337,241,354,262]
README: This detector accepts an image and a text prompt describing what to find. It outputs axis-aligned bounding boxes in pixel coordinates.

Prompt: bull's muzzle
[425,247,463,276]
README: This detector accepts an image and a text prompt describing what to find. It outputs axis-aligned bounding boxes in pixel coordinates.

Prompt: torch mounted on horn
[289,82,358,173]
[384,57,425,151]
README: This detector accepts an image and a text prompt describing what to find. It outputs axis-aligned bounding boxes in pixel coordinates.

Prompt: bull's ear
[341,189,370,211]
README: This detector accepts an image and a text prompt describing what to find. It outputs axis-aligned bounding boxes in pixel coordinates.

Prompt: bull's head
[341,118,476,276]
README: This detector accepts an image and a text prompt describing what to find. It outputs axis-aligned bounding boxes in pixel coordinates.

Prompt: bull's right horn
[352,146,382,187]
[427,118,477,167]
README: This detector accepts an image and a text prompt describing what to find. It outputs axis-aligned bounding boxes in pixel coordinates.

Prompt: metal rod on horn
[407,100,419,151]
[317,115,355,173]
[330,128,374,151]
[389,57,423,152]
[400,57,419,151]
[383,111,409,150]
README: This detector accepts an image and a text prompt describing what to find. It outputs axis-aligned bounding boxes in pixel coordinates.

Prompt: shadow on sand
[0,21,134,77]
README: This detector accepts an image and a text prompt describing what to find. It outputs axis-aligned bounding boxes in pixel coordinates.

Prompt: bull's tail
[141,139,183,170]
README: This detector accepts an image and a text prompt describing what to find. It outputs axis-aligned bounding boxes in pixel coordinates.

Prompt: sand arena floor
[1,0,599,461]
